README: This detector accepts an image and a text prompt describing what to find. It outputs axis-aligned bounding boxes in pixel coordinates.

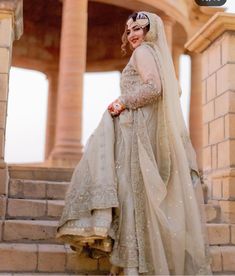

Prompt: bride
[56,11,212,275]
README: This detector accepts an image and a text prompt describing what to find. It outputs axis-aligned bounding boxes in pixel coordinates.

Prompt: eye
[126,30,130,35]
[134,27,141,31]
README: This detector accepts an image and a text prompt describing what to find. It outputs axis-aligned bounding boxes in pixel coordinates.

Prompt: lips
[131,38,138,44]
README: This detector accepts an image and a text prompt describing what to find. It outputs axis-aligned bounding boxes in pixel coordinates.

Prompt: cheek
[138,30,145,40]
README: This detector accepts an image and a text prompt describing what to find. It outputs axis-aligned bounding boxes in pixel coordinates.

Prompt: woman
[56,11,211,275]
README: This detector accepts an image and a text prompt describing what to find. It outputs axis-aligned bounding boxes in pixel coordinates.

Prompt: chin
[132,43,141,49]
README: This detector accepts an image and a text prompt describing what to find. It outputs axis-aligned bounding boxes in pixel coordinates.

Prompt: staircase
[0,165,110,275]
[0,165,234,274]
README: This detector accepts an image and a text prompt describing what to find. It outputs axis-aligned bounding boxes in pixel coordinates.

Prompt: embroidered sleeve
[119,45,162,109]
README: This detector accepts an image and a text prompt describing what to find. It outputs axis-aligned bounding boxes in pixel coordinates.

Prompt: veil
[138,12,212,274]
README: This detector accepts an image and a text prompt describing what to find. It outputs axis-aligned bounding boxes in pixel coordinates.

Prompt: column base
[47,145,83,168]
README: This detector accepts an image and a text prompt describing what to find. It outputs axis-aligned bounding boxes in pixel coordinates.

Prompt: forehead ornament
[126,12,149,29]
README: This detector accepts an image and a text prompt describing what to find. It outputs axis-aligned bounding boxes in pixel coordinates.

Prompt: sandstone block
[38,244,66,272]
[207,223,230,245]
[215,91,235,119]
[0,166,8,195]
[0,195,6,218]
[212,144,217,170]
[203,123,209,147]
[221,246,235,271]
[210,246,222,272]
[225,113,235,139]
[203,146,211,171]
[3,220,58,242]
[46,182,68,200]
[217,140,230,168]
[220,200,235,223]
[0,221,2,241]
[9,179,46,199]
[0,101,6,129]
[206,73,216,102]
[208,42,221,75]
[0,243,37,271]
[0,47,10,73]
[202,80,207,104]
[222,32,235,65]
[202,51,209,80]
[203,101,214,123]
[217,64,235,95]
[7,198,46,218]
[47,200,64,218]
[0,74,8,101]
[212,179,222,199]
[222,177,235,200]
[209,117,224,145]
[0,129,5,159]
[0,17,12,47]
[231,224,235,244]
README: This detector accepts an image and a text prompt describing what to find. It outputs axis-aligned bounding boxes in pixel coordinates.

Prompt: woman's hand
[108,98,126,117]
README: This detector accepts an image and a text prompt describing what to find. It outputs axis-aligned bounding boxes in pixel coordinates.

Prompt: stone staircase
[0,165,234,274]
[0,165,110,275]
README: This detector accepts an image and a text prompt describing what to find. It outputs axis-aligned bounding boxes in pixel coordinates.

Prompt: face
[126,22,145,49]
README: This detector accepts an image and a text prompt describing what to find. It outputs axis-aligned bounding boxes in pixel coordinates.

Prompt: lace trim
[120,63,161,110]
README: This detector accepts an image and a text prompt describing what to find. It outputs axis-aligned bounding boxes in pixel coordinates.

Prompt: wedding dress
[56,12,211,275]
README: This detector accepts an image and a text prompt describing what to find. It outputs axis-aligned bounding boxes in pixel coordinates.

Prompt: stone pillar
[49,0,88,167]
[162,16,175,53]
[189,53,203,170]
[172,45,183,79]
[0,0,23,240]
[186,13,235,273]
[45,70,58,159]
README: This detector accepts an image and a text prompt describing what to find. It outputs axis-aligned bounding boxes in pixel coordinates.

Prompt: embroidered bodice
[119,44,162,109]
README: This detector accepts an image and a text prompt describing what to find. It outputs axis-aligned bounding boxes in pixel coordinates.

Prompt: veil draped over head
[136,11,212,274]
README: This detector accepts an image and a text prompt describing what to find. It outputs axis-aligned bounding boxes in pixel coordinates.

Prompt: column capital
[185,12,235,54]
[0,0,23,40]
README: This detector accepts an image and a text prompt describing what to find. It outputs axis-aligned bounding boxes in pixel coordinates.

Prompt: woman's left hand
[108,98,126,117]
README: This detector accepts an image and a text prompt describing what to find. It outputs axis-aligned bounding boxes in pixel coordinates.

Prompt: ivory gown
[56,43,211,275]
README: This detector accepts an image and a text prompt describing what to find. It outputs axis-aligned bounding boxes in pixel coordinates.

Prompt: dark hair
[121,12,150,56]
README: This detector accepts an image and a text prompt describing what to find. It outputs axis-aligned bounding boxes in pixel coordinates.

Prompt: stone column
[172,45,183,79]
[45,70,58,160]
[189,53,203,170]
[162,16,175,53]
[0,0,23,240]
[49,0,88,167]
[186,13,235,274]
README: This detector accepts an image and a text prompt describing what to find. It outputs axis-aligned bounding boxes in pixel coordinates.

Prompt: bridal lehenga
[56,12,212,275]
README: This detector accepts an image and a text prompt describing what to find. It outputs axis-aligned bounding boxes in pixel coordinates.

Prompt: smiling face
[126,22,145,49]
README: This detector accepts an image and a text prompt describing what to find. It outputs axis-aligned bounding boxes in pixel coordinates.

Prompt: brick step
[8,165,73,182]
[0,242,234,274]
[9,179,69,200]
[0,243,110,274]
[207,223,235,245]
[7,198,65,219]
[3,220,60,244]
[210,245,235,273]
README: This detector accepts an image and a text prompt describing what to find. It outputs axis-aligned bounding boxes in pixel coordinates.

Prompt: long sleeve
[119,45,162,109]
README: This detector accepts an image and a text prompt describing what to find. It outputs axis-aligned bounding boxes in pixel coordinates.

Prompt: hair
[121,12,150,56]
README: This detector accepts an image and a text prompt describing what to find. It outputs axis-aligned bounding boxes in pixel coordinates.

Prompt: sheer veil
[138,12,212,274]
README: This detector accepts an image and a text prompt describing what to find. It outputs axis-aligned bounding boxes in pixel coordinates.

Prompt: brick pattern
[201,28,235,274]
[202,31,235,222]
